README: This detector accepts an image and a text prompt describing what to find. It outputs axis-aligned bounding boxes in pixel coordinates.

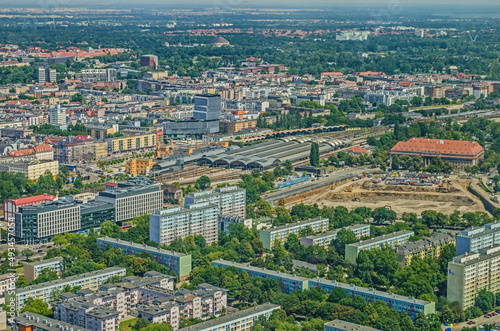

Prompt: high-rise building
[184,186,246,218]
[141,55,159,69]
[163,94,221,137]
[456,221,500,255]
[37,67,57,84]
[150,202,219,246]
[95,178,163,223]
[447,245,500,309]
[49,105,67,127]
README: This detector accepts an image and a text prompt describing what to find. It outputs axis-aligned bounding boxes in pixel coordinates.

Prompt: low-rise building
[106,132,157,154]
[390,138,484,172]
[396,232,454,266]
[13,312,90,331]
[211,260,309,294]
[97,237,192,280]
[259,217,330,250]
[162,184,183,203]
[125,158,155,175]
[8,144,54,161]
[24,257,63,282]
[15,267,126,310]
[324,320,381,331]
[0,159,59,180]
[178,303,280,331]
[3,193,58,222]
[345,230,414,264]
[308,278,435,319]
[301,224,370,249]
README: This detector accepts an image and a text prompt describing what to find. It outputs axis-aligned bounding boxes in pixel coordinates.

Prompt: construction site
[297,174,488,216]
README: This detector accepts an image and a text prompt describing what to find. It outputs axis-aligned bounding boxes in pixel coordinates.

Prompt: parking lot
[444,310,500,331]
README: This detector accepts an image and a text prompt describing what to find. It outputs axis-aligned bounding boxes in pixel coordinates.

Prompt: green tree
[20,298,52,316]
[310,142,320,167]
[195,175,211,191]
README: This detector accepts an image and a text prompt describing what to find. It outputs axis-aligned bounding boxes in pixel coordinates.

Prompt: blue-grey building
[456,221,500,256]
[308,278,435,319]
[211,259,309,294]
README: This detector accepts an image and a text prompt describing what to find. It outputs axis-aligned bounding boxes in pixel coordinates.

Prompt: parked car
[467,321,473,325]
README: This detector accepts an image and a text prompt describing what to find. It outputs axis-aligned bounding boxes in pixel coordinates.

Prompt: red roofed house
[349,146,372,156]
[390,138,484,171]
[8,144,54,161]
[3,193,58,222]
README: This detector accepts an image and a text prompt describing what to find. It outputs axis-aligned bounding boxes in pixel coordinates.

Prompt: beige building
[107,132,157,153]
[447,245,500,309]
[0,160,59,180]
[87,126,114,140]
[396,232,454,267]
[24,257,63,282]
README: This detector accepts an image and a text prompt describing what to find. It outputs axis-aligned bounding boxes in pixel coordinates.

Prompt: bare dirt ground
[297,175,487,216]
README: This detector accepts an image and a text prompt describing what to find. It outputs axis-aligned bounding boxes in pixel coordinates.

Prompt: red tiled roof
[391,138,484,156]
[350,146,370,154]
[11,193,57,205]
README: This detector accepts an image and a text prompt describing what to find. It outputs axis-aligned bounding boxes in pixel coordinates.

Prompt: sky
[0,0,500,7]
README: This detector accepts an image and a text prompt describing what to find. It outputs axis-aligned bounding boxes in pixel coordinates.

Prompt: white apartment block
[184,186,246,219]
[15,267,126,310]
[447,245,500,309]
[150,202,219,246]
[301,223,370,249]
[259,217,330,250]
[456,221,500,255]
[24,257,63,282]
[178,304,280,331]
[0,273,18,297]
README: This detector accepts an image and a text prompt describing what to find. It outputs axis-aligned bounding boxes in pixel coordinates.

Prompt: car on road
[467,321,474,325]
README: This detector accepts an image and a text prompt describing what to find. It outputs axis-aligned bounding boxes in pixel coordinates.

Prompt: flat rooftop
[98,237,190,259]
[16,267,125,294]
[324,320,381,331]
[178,304,280,331]
[24,257,63,267]
[348,230,414,248]
[309,277,432,307]
[261,217,328,232]
[212,259,309,282]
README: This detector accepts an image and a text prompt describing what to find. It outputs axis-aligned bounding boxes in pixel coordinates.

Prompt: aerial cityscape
[0,2,500,331]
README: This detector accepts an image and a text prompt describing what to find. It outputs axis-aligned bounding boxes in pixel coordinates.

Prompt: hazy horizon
[0,0,500,8]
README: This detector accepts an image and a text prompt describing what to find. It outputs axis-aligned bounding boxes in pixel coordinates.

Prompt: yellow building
[396,232,454,267]
[125,158,155,175]
[94,141,108,159]
[221,120,257,133]
[107,132,157,153]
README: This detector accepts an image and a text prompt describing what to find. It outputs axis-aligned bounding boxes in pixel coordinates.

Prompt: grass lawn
[119,317,138,331]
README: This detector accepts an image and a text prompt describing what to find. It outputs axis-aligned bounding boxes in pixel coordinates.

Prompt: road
[444,313,500,331]
[262,166,374,205]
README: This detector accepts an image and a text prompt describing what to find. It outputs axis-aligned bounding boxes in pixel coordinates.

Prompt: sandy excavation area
[297,176,487,216]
